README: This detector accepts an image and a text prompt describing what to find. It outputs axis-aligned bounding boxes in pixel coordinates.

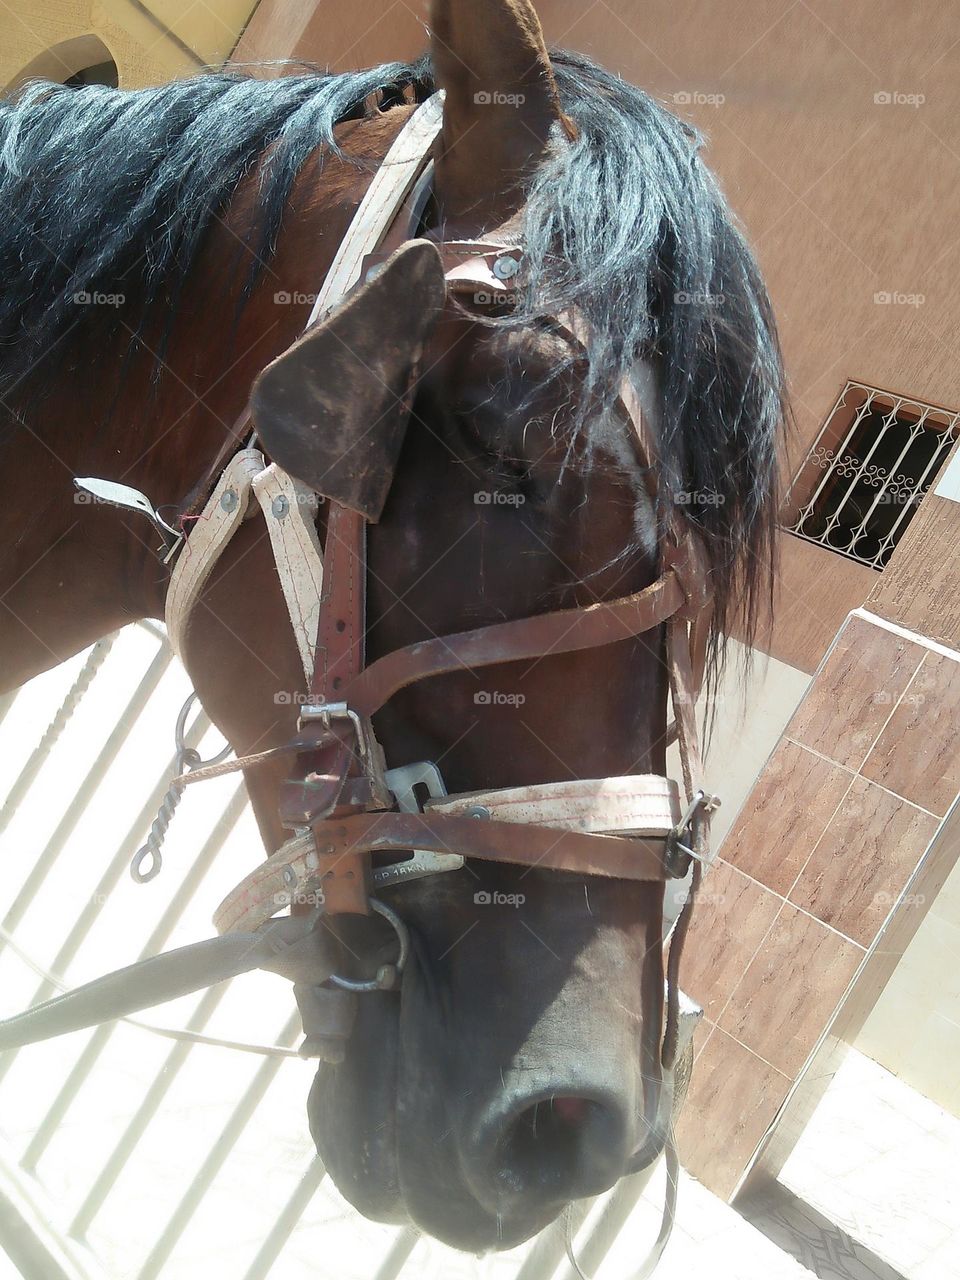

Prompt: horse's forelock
[516,52,786,674]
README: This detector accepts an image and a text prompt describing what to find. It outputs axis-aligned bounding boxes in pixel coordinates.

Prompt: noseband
[9,96,718,1246]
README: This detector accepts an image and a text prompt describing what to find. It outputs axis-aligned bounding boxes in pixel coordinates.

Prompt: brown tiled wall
[676,611,960,1199]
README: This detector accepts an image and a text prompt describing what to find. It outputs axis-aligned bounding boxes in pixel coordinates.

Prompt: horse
[0,0,785,1254]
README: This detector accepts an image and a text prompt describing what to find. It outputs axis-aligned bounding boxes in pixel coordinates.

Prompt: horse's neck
[0,111,406,694]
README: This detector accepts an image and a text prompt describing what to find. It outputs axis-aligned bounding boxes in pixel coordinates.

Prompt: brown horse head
[0,0,784,1252]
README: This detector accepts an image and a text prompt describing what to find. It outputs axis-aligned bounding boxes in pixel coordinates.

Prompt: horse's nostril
[552,1096,589,1125]
[494,1095,622,1199]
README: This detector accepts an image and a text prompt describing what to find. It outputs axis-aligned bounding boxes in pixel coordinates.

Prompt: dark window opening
[64,60,119,88]
[784,383,959,570]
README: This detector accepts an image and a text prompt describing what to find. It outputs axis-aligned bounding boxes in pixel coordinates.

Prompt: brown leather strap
[281,501,372,914]
[311,812,674,882]
[344,567,689,717]
[278,722,357,824]
[311,502,367,697]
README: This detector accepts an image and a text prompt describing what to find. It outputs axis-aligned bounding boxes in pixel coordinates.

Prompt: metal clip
[296,702,391,812]
[665,789,721,875]
[74,477,184,560]
[372,762,464,888]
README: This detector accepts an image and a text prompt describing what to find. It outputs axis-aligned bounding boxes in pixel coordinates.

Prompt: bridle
[173,88,719,1186]
[2,92,718,1261]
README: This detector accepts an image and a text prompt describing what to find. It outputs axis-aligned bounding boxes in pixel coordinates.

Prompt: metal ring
[327,899,409,994]
[174,692,232,768]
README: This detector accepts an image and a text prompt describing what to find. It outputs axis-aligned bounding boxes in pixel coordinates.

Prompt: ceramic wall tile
[862,651,960,816]
[789,776,939,946]
[787,614,925,770]
[718,903,865,1079]
[720,741,853,897]
[676,1022,791,1201]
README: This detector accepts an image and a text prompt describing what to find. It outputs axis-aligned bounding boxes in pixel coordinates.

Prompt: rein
[9,93,718,1265]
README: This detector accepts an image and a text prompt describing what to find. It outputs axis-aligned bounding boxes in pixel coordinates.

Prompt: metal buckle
[665,789,720,875]
[662,526,712,617]
[372,762,465,888]
[297,702,392,814]
[298,701,368,758]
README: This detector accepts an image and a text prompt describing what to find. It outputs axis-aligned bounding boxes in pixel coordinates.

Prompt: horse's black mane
[0,52,784,655]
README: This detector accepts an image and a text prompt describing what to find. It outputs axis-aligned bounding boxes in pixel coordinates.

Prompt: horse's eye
[451,409,507,460]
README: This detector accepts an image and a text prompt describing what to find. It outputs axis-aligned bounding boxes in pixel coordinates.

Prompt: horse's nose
[470,1089,631,1209]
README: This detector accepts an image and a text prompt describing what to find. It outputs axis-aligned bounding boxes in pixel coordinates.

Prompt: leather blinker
[250,239,447,522]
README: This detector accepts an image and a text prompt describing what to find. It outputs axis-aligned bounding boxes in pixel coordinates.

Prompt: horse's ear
[250,240,446,522]
[429,0,564,226]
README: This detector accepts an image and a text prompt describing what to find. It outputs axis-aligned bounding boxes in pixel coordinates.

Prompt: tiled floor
[567,1166,813,1280]
[779,1049,960,1280]
[629,1046,960,1280]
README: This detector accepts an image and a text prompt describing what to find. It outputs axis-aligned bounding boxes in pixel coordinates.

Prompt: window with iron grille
[784,381,960,570]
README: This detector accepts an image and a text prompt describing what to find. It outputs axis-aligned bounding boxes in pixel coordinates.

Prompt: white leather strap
[165,98,446,674]
[165,449,265,661]
[252,465,324,681]
[428,776,681,835]
[306,93,444,326]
